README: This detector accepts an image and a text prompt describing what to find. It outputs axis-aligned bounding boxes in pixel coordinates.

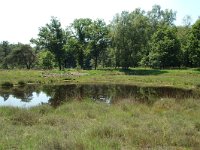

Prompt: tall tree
[89,19,109,69]
[70,18,92,69]
[111,9,150,69]
[149,25,181,68]
[177,26,191,66]
[187,19,200,67]
[147,5,176,32]
[31,17,67,70]
[182,15,192,27]
[1,41,11,57]
[9,44,36,69]
[63,37,77,68]
[111,11,131,69]
[0,41,11,68]
[177,16,192,67]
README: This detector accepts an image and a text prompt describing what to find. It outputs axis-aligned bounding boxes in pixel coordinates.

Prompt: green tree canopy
[187,19,200,67]
[9,44,36,69]
[0,41,12,68]
[89,19,110,69]
[111,9,150,69]
[31,17,67,70]
[149,25,181,68]
[70,18,92,69]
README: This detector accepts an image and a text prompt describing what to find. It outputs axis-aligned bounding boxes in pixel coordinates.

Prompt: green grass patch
[0,98,199,149]
[0,68,200,149]
[1,68,200,89]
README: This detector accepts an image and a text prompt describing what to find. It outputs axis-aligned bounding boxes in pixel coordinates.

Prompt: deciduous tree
[10,44,36,69]
[187,19,200,67]
[149,25,181,68]
[32,17,67,70]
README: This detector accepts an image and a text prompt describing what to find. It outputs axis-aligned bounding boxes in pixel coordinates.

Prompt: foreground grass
[0,98,200,149]
[1,68,200,89]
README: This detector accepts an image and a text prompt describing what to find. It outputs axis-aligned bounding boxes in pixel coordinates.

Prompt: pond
[0,84,199,108]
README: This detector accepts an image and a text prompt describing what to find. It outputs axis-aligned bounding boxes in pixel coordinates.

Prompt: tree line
[0,5,200,70]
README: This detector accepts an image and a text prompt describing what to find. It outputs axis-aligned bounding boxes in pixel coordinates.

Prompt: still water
[0,84,199,108]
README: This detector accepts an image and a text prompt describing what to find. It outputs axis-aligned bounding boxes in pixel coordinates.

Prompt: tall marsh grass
[0,98,199,149]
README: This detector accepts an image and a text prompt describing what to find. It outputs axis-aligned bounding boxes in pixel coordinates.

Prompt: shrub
[18,80,26,86]
[1,81,13,88]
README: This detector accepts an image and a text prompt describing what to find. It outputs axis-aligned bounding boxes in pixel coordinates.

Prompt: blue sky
[0,0,199,44]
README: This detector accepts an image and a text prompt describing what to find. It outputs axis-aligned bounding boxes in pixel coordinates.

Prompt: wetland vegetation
[0,69,200,149]
[0,3,200,149]
[1,68,200,89]
[0,97,200,149]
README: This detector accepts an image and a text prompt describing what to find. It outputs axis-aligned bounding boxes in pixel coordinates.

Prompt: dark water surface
[0,84,199,108]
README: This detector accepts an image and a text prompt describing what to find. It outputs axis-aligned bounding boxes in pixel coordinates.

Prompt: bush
[18,80,26,86]
[1,81,13,88]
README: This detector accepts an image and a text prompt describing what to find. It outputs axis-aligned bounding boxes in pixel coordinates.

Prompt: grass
[1,68,200,90]
[0,98,199,149]
[1,68,200,149]
[77,68,200,89]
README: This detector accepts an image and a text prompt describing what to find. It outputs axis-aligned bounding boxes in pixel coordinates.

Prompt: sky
[0,0,199,44]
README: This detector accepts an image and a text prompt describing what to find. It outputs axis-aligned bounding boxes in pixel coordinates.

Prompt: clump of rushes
[27,80,34,83]
[1,81,14,88]
[18,80,26,86]
[11,110,39,126]
[196,84,200,88]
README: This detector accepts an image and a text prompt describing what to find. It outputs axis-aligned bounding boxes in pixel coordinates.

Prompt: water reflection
[0,84,199,108]
[0,92,50,108]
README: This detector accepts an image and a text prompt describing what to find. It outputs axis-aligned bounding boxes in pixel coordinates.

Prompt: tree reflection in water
[0,84,199,108]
